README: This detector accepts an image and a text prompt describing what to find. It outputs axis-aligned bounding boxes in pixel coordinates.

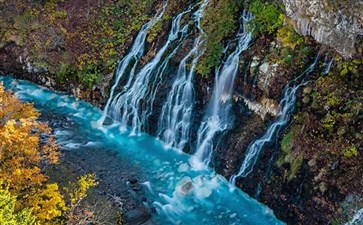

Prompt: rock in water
[175,177,193,196]
[123,206,151,225]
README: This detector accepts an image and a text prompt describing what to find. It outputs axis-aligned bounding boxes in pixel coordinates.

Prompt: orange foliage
[0,84,99,223]
[0,84,59,192]
[0,84,64,222]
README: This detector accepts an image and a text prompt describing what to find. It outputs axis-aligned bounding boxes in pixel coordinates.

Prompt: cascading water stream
[1,76,284,225]
[108,6,192,134]
[230,55,319,184]
[191,12,253,169]
[345,208,363,225]
[322,56,333,75]
[157,0,210,150]
[99,3,167,126]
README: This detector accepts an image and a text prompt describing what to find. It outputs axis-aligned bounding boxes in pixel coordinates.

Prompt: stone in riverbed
[123,206,151,225]
[175,177,193,196]
[102,116,114,125]
[129,178,138,185]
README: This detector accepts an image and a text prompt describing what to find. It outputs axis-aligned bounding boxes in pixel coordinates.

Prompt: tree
[0,84,59,192]
[0,83,100,224]
[0,183,38,225]
[64,174,98,224]
[0,84,63,223]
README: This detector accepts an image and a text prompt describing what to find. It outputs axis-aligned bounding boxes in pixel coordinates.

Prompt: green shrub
[343,145,358,158]
[78,64,102,89]
[56,62,76,83]
[276,128,295,167]
[197,0,240,76]
[322,114,336,131]
[0,184,38,225]
[277,25,303,49]
[288,155,303,181]
[281,47,294,64]
[248,0,284,35]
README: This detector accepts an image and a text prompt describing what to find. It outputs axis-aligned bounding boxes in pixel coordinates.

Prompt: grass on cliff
[196,0,286,76]
[196,0,241,76]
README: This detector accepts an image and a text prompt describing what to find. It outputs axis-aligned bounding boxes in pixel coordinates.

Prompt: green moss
[277,25,303,49]
[310,91,320,109]
[281,129,295,153]
[276,128,304,181]
[343,145,358,158]
[322,114,336,132]
[288,155,303,181]
[147,20,164,43]
[276,128,296,167]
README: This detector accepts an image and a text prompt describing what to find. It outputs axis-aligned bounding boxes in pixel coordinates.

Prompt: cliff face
[283,0,363,58]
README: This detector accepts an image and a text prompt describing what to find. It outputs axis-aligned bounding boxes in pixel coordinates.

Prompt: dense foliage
[247,0,284,35]
[1,0,156,89]
[197,0,240,76]
[0,84,99,224]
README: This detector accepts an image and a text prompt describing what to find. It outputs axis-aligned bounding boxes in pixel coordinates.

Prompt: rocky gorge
[1,0,362,224]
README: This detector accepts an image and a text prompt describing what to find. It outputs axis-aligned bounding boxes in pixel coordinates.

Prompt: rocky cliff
[282,0,363,58]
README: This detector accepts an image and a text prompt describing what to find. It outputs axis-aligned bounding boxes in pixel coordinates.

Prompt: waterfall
[322,56,333,75]
[109,7,192,135]
[99,3,167,126]
[345,208,363,225]
[230,55,319,184]
[190,12,253,169]
[157,0,210,150]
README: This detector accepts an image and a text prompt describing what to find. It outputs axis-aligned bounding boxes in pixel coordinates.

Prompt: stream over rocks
[1,76,284,224]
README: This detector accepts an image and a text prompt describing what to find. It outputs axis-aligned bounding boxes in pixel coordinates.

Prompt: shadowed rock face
[283,0,363,58]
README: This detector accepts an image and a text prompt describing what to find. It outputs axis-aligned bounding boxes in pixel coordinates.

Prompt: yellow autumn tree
[64,174,98,224]
[0,182,38,225]
[0,83,101,224]
[0,83,64,223]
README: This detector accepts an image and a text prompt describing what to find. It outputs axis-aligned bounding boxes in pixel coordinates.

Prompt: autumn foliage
[0,84,98,224]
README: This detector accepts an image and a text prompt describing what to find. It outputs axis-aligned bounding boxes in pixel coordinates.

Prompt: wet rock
[319,182,328,193]
[175,177,193,196]
[259,62,270,74]
[314,168,327,182]
[177,163,189,173]
[242,97,280,119]
[308,158,316,167]
[102,116,114,126]
[123,206,151,225]
[129,178,138,185]
[250,61,259,68]
[257,63,279,94]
